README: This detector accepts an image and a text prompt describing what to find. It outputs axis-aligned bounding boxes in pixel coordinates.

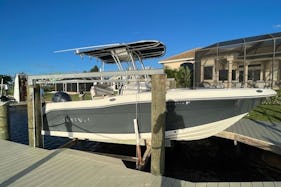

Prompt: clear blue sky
[1,0,281,76]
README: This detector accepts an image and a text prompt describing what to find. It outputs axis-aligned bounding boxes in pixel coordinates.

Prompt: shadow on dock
[0,149,64,186]
[7,105,281,182]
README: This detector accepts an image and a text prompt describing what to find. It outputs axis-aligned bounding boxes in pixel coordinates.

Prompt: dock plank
[0,140,280,187]
[216,119,281,155]
[217,182,229,187]
[229,182,240,187]
[262,181,276,187]
[182,181,196,187]
[206,182,218,187]
[251,182,264,187]
[195,182,207,187]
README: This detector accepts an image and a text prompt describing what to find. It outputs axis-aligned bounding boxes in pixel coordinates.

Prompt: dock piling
[27,83,43,147]
[27,84,34,146]
[0,102,9,140]
[151,74,166,176]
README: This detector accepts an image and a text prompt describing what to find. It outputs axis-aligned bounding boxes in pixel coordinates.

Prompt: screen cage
[194,32,281,88]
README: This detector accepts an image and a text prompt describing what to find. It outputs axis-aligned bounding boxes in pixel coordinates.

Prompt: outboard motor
[52,91,72,102]
[0,95,9,102]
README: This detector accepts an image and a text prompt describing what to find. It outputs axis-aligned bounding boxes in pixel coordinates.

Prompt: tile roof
[160,48,200,63]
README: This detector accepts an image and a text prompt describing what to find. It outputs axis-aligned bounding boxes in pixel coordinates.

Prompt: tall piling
[34,85,43,147]
[151,74,166,175]
[27,83,43,147]
[27,84,35,147]
[0,102,9,140]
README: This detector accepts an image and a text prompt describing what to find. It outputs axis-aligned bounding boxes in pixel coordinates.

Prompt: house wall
[199,55,281,88]
[199,58,215,83]
[162,60,188,69]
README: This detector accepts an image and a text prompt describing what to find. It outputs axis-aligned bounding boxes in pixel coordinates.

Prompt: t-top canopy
[75,40,166,64]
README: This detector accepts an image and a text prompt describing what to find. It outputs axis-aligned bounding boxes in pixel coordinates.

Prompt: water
[7,105,281,182]
[9,105,70,149]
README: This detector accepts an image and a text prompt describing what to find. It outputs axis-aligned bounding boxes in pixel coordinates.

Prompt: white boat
[13,74,27,102]
[43,41,277,145]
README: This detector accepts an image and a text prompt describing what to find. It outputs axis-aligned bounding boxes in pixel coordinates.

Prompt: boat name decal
[70,117,90,123]
[175,101,190,105]
[167,101,191,105]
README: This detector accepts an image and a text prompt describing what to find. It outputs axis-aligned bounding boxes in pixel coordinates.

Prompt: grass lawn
[247,104,281,123]
[246,89,281,123]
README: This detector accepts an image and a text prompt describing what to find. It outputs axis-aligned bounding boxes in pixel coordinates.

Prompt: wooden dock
[0,139,280,187]
[216,118,281,155]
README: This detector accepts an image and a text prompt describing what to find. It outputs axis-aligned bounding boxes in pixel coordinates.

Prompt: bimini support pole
[133,118,144,169]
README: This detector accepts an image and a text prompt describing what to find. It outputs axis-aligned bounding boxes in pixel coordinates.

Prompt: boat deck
[216,118,281,155]
[0,139,280,187]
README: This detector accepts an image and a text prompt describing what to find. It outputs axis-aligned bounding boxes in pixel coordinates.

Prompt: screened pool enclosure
[194,32,281,88]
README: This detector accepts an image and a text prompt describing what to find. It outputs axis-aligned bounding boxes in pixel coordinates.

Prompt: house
[194,32,281,88]
[159,48,199,70]
[160,32,281,89]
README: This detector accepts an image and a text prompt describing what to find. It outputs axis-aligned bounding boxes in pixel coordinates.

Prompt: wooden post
[244,62,248,87]
[34,84,43,147]
[151,74,166,176]
[27,84,43,147]
[27,84,35,147]
[228,60,233,88]
[0,102,9,140]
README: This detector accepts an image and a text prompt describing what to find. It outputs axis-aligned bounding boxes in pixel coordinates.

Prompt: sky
[1,0,281,76]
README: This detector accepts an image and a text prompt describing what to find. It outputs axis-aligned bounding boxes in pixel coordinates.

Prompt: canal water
[8,105,281,182]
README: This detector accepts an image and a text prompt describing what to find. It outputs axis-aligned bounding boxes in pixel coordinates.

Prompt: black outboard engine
[0,95,9,102]
[52,91,72,102]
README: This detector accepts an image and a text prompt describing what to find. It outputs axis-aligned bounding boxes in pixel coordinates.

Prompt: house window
[219,70,236,81]
[232,70,236,80]
[219,70,227,81]
[204,66,213,80]
[239,64,261,81]
[239,71,244,82]
[248,69,261,81]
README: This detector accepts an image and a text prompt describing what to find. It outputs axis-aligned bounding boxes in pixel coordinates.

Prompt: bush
[262,89,281,105]
[164,67,192,88]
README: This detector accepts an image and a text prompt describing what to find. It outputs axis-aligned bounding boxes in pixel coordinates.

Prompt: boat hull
[42,97,262,145]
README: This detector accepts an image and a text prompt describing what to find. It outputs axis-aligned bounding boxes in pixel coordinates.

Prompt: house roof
[159,48,200,64]
[203,32,281,49]
[196,32,281,59]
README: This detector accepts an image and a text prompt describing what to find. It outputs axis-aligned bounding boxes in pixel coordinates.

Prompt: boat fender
[52,91,72,102]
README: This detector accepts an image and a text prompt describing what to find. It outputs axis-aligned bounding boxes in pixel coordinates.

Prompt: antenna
[53,43,121,53]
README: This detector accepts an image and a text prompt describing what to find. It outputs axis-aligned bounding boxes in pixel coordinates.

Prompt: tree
[90,65,99,72]
[175,66,191,88]
[164,67,177,78]
[164,66,192,88]
[0,75,13,84]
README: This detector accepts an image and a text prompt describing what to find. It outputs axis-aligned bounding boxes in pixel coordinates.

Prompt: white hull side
[42,113,247,145]
[45,88,276,113]
[13,74,20,102]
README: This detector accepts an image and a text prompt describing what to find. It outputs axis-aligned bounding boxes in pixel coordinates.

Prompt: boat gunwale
[44,88,276,113]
